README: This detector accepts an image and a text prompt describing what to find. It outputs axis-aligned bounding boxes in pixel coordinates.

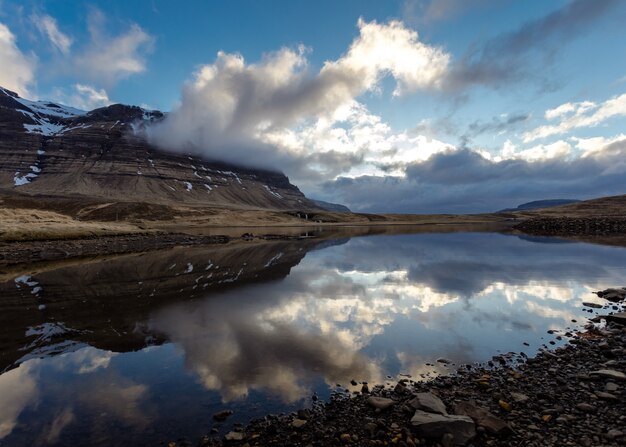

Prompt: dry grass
[0,207,144,241]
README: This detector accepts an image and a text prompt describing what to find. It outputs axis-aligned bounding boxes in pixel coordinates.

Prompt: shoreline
[188,289,626,447]
[5,215,626,267]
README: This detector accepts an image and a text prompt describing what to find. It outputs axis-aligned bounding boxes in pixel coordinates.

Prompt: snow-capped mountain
[0,87,318,211]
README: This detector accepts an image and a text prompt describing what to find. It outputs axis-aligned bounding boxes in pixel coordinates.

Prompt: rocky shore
[0,233,229,265]
[515,217,626,236]
[186,288,626,447]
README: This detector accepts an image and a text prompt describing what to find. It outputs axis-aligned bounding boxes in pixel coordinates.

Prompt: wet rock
[582,302,603,309]
[436,357,452,364]
[410,410,475,445]
[409,392,447,415]
[367,396,396,410]
[604,312,626,326]
[454,402,512,436]
[212,410,233,421]
[597,288,626,302]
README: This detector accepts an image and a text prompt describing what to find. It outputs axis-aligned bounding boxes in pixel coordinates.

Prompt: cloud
[447,0,619,89]
[32,14,72,54]
[403,0,495,24]
[0,361,39,439]
[0,22,36,97]
[320,138,626,213]
[145,18,450,177]
[523,92,626,142]
[73,9,154,85]
[52,83,111,110]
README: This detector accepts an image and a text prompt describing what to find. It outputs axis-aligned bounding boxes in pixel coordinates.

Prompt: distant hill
[309,199,351,212]
[517,194,626,218]
[498,199,580,213]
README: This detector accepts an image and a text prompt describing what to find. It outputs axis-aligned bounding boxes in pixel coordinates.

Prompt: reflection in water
[0,231,625,445]
[151,285,383,403]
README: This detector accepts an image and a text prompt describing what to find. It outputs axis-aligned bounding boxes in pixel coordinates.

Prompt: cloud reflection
[151,232,626,403]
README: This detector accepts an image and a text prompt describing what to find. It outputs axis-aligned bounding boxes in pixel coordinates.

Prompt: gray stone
[510,392,529,403]
[607,429,624,440]
[367,396,396,410]
[410,392,447,415]
[291,418,307,428]
[411,410,476,445]
[454,402,512,436]
[224,431,244,441]
[605,382,619,392]
[594,391,618,401]
[576,403,595,413]
[436,357,452,364]
[590,369,626,381]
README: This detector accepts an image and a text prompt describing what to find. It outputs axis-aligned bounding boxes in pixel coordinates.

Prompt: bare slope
[0,87,318,211]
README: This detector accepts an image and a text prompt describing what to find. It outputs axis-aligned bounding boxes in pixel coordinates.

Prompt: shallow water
[1,230,625,446]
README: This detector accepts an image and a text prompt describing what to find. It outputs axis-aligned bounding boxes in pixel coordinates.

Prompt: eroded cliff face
[0,87,316,211]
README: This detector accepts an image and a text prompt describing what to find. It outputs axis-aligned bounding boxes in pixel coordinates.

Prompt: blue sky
[1,0,626,212]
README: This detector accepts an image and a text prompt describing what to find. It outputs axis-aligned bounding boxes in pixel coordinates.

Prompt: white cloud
[498,139,571,162]
[74,10,154,84]
[524,93,626,142]
[0,22,36,97]
[32,14,72,55]
[0,361,39,439]
[146,18,450,182]
[52,83,111,110]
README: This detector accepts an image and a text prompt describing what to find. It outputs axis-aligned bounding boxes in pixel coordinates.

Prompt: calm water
[1,230,625,446]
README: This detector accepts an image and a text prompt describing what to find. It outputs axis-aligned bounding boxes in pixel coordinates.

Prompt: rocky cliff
[0,87,318,211]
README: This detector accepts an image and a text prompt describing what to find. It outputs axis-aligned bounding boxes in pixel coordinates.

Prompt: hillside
[513,194,626,218]
[0,87,319,212]
[498,199,580,213]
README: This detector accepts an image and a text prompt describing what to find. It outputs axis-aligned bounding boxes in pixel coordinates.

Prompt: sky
[1,0,625,213]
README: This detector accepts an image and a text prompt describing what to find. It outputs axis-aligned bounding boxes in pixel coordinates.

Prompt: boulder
[409,392,448,415]
[367,396,396,410]
[411,410,476,445]
[454,402,512,436]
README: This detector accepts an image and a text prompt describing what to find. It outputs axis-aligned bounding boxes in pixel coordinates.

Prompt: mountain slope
[0,87,319,211]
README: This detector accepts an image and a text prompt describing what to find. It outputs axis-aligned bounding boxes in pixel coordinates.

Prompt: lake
[1,228,625,446]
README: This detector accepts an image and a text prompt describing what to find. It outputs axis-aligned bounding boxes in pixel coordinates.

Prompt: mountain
[309,198,351,212]
[498,199,580,213]
[0,87,320,212]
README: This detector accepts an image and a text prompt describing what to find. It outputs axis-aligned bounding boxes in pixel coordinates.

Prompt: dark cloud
[465,113,530,138]
[447,0,620,89]
[321,143,626,213]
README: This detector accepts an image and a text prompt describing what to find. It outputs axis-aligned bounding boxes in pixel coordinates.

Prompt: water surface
[1,230,625,446]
